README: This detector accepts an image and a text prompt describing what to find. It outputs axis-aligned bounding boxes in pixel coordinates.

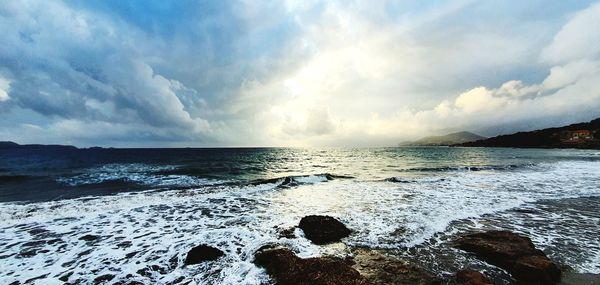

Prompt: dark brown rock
[455,270,494,285]
[456,231,541,265]
[455,231,561,284]
[184,245,224,265]
[351,248,442,285]
[298,215,351,245]
[511,255,561,285]
[254,247,372,285]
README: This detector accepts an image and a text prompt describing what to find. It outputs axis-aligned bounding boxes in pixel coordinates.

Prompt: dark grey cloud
[0,0,305,146]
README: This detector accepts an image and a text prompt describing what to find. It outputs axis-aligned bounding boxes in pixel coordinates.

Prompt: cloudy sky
[1,0,600,147]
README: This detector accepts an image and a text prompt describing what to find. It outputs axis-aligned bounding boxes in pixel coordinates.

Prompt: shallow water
[0,147,599,284]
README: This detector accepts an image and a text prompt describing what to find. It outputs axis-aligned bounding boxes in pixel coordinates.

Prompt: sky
[1,0,600,147]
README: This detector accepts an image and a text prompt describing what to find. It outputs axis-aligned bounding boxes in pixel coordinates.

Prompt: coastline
[1,147,599,284]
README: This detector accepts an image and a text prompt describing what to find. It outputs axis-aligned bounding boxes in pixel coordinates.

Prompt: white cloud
[0,77,10,102]
[542,60,600,90]
[541,2,600,64]
[231,1,600,146]
[245,1,600,145]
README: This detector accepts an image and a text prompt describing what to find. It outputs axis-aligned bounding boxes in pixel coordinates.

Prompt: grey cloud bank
[0,0,599,147]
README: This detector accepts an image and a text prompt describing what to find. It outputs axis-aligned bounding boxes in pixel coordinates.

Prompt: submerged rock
[455,270,493,285]
[298,215,351,244]
[184,245,224,265]
[351,248,442,285]
[254,247,371,285]
[455,230,561,284]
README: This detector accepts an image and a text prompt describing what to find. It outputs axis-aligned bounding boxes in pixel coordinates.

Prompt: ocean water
[0,147,599,284]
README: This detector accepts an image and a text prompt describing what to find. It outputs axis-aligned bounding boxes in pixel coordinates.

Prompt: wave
[397,163,536,173]
[55,162,353,196]
[246,173,354,188]
[383,164,537,183]
[384,177,446,183]
[56,163,224,188]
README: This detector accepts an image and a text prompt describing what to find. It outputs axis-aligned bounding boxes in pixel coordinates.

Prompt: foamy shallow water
[1,160,600,284]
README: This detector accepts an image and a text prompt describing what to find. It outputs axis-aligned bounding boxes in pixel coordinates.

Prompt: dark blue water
[1,147,596,203]
[1,147,599,284]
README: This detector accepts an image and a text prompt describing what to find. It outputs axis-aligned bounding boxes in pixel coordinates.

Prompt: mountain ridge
[457,118,600,149]
[0,141,79,151]
[400,131,486,146]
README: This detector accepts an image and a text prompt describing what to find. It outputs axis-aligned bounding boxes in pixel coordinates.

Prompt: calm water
[1,147,599,284]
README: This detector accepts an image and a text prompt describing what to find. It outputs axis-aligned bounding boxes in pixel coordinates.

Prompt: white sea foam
[291,174,330,184]
[1,160,599,284]
[56,163,222,188]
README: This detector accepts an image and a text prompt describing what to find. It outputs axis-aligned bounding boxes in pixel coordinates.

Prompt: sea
[0,147,599,284]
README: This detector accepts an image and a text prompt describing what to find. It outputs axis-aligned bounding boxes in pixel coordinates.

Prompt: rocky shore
[184,215,564,284]
[455,231,561,284]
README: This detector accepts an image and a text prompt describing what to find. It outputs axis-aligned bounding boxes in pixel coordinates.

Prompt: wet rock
[455,230,561,284]
[24,274,48,284]
[351,248,442,285]
[112,282,145,285]
[184,245,224,265]
[17,250,37,258]
[93,274,114,283]
[150,264,168,274]
[254,247,371,285]
[511,255,561,284]
[79,234,100,241]
[117,241,132,248]
[169,254,179,269]
[298,215,351,244]
[277,226,296,239]
[22,240,47,247]
[455,270,493,285]
[136,268,152,278]
[171,276,187,284]
[200,208,212,217]
[28,228,49,236]
[511,208,538,214]
[137,264,168,277]
[47,238,62,245]
[456,231,542,261]
[75,250,92,259]
[61,260,77,267]
[125,251,139,259]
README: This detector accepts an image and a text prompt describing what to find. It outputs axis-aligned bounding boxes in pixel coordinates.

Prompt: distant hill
[0,141,79,151]
[401,131,486,146]
[0,141,19,148]
[458,118,600,149]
